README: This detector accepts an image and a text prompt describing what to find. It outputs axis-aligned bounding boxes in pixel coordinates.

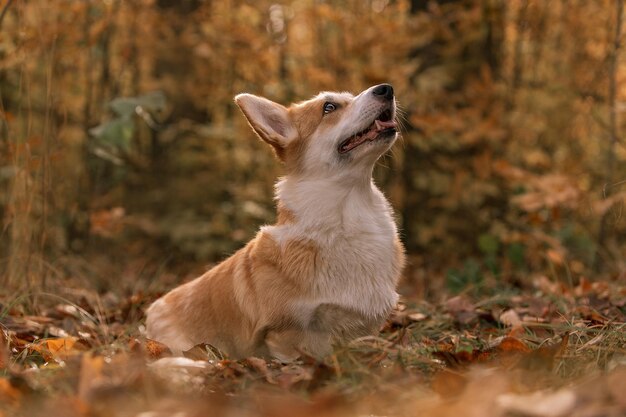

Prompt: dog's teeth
[375,120,382,130]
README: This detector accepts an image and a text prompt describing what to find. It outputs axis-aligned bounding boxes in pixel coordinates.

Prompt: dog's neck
[274,168,387,231]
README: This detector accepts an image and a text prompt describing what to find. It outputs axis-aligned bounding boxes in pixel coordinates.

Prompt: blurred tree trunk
[154,0,208,123]
[3,1,63,293]
[596,0,623,271]
[483,0,505,78]
[510,0,528,103]
[156,0,201,13]
[1,2,30,290]
[402,0,505,260]
[410,0,458,14]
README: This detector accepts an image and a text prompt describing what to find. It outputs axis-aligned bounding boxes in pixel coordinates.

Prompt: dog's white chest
[314,207,399,315]
[268,182,401,319]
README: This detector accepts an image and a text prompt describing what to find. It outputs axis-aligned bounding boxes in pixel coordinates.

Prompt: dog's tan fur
[146,86,405,360]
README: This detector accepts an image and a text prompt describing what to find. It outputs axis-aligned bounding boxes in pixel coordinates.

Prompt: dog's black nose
[372,83,394,100]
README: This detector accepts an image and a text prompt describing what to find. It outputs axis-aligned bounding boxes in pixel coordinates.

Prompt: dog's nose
[372,84,394,100]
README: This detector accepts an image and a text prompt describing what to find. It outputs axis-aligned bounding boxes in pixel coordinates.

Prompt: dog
[145,84,405,361]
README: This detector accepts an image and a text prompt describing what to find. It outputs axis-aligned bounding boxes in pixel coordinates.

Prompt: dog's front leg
[310,303,381,343]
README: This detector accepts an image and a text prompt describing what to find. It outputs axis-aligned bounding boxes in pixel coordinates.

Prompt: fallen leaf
[215,360,247,379]
[245,357,275,384]
[150,357,211,370]
[575,305,607,324]
[183,344,210,361]
[497,337,531,354]
[149,357,212,389]
[30,337,87,361]
[574,277,593,296]
[521,333,570,370]
[499,309,522,328]
[506,325,526,338]
[389,309,429,326]
[144,338,172,360]
[408,312,428,322]
[445,296,475,313]
[46,337,77,353]
[275,364,313,389]
[433,347,493,368]
[445,296,478,325]
[534,275,567,295]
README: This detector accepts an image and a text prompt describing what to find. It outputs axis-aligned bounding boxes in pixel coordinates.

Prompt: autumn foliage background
[1,0,625,293]
[0,1,626,416]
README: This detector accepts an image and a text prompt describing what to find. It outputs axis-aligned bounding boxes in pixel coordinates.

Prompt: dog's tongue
[375,119,396,132]
[361,119,397,141]
[340,118,397,153]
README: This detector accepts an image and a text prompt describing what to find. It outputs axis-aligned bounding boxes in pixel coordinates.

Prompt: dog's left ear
[235,94,298,160]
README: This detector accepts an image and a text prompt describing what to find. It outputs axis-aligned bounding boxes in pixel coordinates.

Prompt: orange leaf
[145,339,172,360]
[522,333,570,370]
[46,337,76,353]
[497,337,531,354]
[31,337,86,361]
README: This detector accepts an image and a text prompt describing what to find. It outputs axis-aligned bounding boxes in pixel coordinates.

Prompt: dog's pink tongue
[360,119,396,142]
[374,119,397,131]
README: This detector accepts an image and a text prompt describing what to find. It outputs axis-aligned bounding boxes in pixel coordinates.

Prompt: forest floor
[1,266,625,417]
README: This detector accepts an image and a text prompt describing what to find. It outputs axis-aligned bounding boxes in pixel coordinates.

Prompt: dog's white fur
[268,177,399,315]
[146,85,404,360]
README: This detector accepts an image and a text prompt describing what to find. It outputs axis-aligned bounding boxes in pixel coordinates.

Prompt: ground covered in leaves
[1,277,625,417]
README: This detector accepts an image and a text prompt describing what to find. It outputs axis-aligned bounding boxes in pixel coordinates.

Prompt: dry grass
[1,273,625,417]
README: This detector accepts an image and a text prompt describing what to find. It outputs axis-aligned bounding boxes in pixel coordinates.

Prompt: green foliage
[89,91,166,157]
[507,242,526,269]
[478,233,500,275]
[90,117,134,152]
[109,91,166,118]
[556,224,597,265]
[446,258,483,294]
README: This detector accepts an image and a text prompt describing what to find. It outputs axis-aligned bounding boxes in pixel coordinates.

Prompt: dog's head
[235,84,398,176]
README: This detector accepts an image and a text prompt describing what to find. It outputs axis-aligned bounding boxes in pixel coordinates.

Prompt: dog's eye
[323,102,337,114]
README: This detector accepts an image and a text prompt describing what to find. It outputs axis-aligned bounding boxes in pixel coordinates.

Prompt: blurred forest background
[1,0,625,300]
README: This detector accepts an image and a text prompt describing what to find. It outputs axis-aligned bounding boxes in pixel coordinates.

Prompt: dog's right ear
[235,94,298,159]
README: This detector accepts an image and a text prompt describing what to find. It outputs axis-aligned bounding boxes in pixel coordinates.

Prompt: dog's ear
[235,94,297,160]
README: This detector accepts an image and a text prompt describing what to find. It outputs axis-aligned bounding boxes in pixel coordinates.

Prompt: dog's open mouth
[338,109,397,154]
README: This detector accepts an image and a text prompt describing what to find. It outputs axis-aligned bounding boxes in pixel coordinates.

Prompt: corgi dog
[146,84,405,361]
